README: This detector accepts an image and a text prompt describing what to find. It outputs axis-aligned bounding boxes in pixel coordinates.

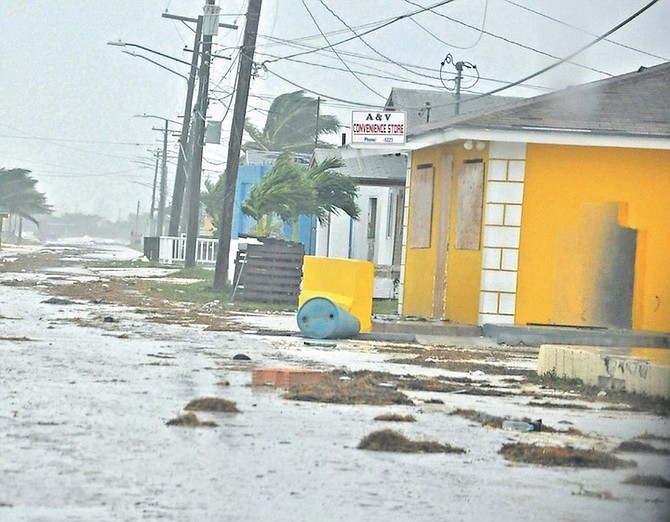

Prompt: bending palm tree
[241,153,359,241]
[243,91,340,154]
[0,168,53,224]
[0,168,53,248]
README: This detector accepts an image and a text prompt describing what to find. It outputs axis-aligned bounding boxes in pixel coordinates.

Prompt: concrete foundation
[538,344,670,399]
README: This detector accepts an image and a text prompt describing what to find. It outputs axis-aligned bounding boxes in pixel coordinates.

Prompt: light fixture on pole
[109,38,201,237]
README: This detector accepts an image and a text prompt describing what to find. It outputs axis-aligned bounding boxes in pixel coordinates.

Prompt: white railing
[158,236,218,266]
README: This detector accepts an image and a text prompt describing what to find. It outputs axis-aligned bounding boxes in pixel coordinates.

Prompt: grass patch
[374,413,417,423]
[373,299,398,315]
[358,429,465,454]
[184,397,240,412]
[284,372,413,406]
[84,259,157,269]
[533,369,584,387]
[499,443,636,469]
[165,412,218,427]
[623,474,670,488]
[166,266,214,280]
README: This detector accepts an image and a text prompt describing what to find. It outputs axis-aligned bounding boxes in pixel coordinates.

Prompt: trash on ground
[304,340,337,348]
[252,368,323,388]
[358,429,465,454]
[502,419,542,432]
[283,372,413,405]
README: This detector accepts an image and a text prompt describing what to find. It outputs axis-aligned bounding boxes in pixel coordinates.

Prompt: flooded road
[1,242,669,521]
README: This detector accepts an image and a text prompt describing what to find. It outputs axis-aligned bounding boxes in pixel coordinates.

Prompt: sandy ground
[0,241,669,522]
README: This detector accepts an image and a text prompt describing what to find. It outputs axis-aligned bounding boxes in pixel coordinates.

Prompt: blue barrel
[297,297,361,339]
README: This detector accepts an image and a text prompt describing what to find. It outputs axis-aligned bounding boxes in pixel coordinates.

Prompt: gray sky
[1,0,668,221]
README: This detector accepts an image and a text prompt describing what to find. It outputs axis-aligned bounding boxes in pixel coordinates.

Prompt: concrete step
[538,344,670,399]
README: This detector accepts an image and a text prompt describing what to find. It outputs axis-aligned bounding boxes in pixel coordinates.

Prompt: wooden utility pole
[184,0,216,267]
[167,15,203,237]
[213,0,263,289]
[156,119,169,236]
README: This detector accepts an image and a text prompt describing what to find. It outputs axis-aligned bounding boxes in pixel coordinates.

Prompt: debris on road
[184,397,240,413]
[499,443,637,469]
[166,412,218,428]
[358,429,465,454]
[374,413,417,423]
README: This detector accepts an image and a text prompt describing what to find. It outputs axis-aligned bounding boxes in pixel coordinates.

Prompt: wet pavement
[1,241,669,521]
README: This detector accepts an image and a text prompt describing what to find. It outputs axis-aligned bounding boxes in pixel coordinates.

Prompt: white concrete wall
[315,185,403,298]
[479,141,526,326]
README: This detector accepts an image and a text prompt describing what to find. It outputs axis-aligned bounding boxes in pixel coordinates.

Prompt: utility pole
[213,0,263,289]
[184,0,217,267]
[440,54,477,116]
[150,150,159,233]
[156,119,169,236]
[454,62,464,116]
[314,96,320,149]
[167,16,203,237]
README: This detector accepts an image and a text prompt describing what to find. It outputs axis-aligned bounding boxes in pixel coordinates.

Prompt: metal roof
[412,62,670,139]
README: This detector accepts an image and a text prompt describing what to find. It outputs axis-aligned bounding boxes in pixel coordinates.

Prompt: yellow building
[397,63,670,334]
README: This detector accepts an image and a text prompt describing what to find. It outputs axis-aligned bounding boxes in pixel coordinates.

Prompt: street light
[110,40,199,238]
[107,40,191,66]
[121,50,189,81]
[108,36,202,239]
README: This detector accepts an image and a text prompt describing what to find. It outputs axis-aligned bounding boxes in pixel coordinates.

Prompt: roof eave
[402,126,670,151]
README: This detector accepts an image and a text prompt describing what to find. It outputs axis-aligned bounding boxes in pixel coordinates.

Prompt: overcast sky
[1,0,668,221]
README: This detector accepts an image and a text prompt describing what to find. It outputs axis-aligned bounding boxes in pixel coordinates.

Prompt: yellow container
[299,256,374,332]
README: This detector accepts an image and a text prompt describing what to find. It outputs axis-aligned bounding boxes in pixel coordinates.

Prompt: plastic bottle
[502,420,534,432]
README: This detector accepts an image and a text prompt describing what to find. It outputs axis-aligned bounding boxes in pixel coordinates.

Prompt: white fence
[158,236,218,266]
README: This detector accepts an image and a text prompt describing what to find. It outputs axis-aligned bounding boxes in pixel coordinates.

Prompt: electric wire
[300,0,386,98]
[446,0,663,112]
[502,0,669,62]
[402,0,614,77]
[261,0,459,66]
[314,0,443,80]
[408,0,489,50]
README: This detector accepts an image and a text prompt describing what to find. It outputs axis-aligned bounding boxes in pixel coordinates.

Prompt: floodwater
[1,242,669,522]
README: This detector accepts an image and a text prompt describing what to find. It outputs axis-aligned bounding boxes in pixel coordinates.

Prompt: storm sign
[351,111,406,145]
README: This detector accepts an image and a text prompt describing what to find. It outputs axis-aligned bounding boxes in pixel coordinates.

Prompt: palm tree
[243,91,340,154]
[0,168,53,224]
[241,153,359,241]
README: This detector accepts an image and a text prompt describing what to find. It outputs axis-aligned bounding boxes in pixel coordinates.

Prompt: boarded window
[455,161,484,250]
[409,164,434,248]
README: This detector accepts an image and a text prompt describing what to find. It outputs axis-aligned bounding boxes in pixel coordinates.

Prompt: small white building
[312,148,407,299]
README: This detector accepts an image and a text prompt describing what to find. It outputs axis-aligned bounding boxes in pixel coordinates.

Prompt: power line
[402,0,614,77]
[261,0,458,66]
[300,0,385,98]
[442,0,663,114]
[408,0,489,50]
[502,0,669,62]
[315,0,441,81]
